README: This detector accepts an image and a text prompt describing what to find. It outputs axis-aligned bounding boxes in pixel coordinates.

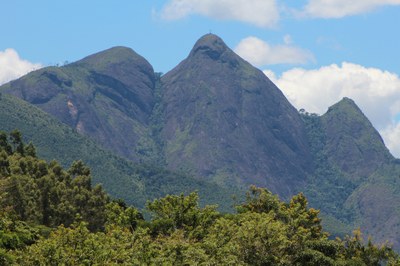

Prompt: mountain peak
[326,97,364,117]
[189,34,230,60]
[193,33,225,47]
[322,97,393,179]
[336,97,358,107]
[72,46,145,70]
[161,33,313,197]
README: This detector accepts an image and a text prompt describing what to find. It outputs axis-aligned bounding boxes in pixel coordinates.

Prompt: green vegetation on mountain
[300,98,400,248]
[0,133,109,231]
[300,111,356,224]
[161,34,312,196]
[2,33,400,251]
[1,34,313,199]
[0,95,238,211]
[321,98,393,180]
[0,139,397,265]
[1,46,156,162]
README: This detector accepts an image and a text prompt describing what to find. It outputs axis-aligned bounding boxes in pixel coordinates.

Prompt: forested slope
[0,94,238,210]
[2,34,400,250]
[300,98,400,248]
[0,137,397,264]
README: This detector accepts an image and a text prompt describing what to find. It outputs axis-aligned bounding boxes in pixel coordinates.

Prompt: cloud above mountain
[263,63,400,157]
[234,36,315,66]
[301,0,400,18]
[159,0,279,28]
[158,0,400,27]
[0,49,42,85]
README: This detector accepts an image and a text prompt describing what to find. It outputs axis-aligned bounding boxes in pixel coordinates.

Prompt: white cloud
[302,0,400,18]
[381,124,400,157]
[234,36,315,66]
[0,49,42,86]
[264,63,400,157]
[159,0,279,28]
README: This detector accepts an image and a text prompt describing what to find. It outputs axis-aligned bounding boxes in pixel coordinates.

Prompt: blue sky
[1,0,400,155]
[2,1,399,74]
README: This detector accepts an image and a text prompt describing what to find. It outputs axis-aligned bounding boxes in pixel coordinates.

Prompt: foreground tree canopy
[0,130,399,265]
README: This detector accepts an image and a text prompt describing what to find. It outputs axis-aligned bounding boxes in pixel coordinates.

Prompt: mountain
[300,97,400,247]
[0,92,238,210]
[1,34,313,199]
[320,98,400,247]
[1,46,157,162]
[2,33,400,248]
[161,34,313,197]
[321,98,393,180]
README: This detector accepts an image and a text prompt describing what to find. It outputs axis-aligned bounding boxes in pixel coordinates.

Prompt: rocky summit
[321,97,393,180]
[161,34,313,196]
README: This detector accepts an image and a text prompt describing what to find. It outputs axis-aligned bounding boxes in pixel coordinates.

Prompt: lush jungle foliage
[0,131,398,265]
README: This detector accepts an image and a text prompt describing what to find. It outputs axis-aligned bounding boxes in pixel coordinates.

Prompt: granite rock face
[161,34,313,196]
[2,46,156,161]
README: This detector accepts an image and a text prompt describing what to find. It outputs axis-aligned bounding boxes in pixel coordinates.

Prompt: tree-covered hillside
[0,94,239,211]
[0,137,397,265]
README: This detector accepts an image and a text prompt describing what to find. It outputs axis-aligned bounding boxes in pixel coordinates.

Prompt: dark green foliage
[237,185,281,214]
[0,142,396,264]
[105,200,144,231]
[9,130,24,156]
[146,192,218,239]
[136,164,241,212]
[8,187,398,265]
[0,133,109,231]
[24,142,36,157]
[300,111,356,221]
[0,212,39,250]
[132,71,168,166]
[0,132,12,155]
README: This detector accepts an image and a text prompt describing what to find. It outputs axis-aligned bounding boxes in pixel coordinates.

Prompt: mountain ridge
[1,46,156,162]
[1,33,400,248]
